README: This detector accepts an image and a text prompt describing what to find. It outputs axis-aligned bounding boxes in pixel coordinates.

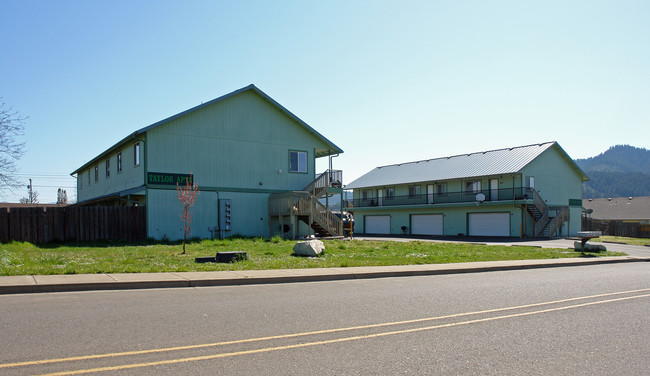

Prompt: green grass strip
[0,238,626,276]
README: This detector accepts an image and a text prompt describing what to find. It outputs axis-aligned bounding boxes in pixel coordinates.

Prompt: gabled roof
[72,84,342,175]
[583,196,650,221]
[346,141,588,189]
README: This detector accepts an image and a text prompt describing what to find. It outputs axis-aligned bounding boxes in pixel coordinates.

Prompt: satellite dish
[475,193,486,202]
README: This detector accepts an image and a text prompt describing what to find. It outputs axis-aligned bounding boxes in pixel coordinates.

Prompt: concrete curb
[1,256,648,295]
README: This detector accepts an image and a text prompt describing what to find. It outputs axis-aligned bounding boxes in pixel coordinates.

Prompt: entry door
[378,189,383,207]
[490,179,499,201]
[427,185,434,204]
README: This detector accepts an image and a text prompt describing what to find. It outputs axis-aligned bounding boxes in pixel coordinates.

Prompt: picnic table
[575,231,603,252]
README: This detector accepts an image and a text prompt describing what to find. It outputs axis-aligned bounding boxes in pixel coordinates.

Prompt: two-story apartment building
[347,142,587,238]
[71,84,344,240]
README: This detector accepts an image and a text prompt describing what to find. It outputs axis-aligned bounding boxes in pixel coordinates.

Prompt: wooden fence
[582,218,650,238]
[0,206,146,244]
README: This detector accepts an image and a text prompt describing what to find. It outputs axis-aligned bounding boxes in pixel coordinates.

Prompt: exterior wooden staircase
[525,189,570,237]
[268,170,343,238]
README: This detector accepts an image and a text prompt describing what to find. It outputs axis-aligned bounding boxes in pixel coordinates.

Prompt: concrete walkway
[1,252,648,294]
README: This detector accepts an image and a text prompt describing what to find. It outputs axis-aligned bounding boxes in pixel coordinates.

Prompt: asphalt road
[1,262,649,375]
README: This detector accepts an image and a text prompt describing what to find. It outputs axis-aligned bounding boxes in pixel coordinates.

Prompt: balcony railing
[351,187,535,208]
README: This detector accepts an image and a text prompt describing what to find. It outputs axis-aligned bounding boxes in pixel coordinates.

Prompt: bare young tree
[176,174,199,254]
[0,100,27,196]
[19,189,38,204]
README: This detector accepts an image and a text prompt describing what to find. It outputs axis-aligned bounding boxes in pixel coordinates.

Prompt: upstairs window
[526,176,535,189]
[105,158,110,178]
[362,190,371,200]
[408,185,421,198]
[465,180,481,193]
[117,151,122,173]
[134,142,141,166]
[436,183,447,195]
[94,165,99,182]
[385,187,394,199]
[289,150,307,173]
[88,169,91,185]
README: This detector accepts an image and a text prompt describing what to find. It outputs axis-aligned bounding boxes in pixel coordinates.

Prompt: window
[385,187,394,199]
[436,183,447,195]
[134,143,140,166]
[362,190,370,200]
[289,151,307,173]
[465,180,481,193]
[408,185,421,198]
[117,151,122,173]
[94,165,99,182]
[526,176,535,189]
[105,158,110,178]
[88,169,91,185]
[79,173,82,189]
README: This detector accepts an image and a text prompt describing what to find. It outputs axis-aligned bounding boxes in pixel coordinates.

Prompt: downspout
[135,134,148,237]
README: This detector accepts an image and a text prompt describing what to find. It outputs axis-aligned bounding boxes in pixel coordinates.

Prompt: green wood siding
[73,86,342,240]
[520,145,584,236]
[520,146,583,207]
[146,90,332,191]
[147,189,269,240]
[76,142,144,203]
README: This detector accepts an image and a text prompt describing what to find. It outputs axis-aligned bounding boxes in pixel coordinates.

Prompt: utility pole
[28,179,33,203]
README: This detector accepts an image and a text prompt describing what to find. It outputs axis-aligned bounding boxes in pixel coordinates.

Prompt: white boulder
[293,240,325,257]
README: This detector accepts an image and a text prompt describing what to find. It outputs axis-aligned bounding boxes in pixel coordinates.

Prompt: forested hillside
[575,145,650,198]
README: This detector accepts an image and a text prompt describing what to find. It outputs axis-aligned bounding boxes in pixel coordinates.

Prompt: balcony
[351,187,535,208]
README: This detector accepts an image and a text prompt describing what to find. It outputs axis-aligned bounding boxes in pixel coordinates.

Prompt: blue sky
[1,0,649,203]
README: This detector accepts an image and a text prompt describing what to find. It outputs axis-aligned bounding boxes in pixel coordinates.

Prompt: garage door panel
[365,215,390,234]
[468,213,509,237]
[411,214,443,235]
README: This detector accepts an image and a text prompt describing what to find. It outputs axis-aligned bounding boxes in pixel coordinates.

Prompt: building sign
[147,172,193,186]
[568,199,582,206]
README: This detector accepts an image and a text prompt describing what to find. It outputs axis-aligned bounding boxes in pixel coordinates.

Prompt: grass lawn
[592,235,650,247]
[0,237,627,276]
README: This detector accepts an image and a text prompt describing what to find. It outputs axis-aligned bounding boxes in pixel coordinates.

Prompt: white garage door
[365,215,390,234]
[411,214,443,235]
[468,213,510,237]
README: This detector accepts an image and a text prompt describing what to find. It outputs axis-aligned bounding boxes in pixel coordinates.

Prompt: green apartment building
[72,85,344,240]
[347,142,587,238]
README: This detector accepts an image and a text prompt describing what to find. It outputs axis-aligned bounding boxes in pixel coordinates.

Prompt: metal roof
[72,84,343,175]
[583,196,650,221]
[347,142,585,189]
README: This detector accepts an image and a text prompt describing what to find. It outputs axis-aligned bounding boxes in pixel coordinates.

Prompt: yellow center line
[1,288,648,370]
[35,293,650,376]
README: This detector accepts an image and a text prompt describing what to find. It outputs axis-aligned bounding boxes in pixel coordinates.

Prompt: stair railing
[532,189,550,237]
[293,195,343,236]
[303,169,342,198]
[546,206,570,237]
[312,197,343,236]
